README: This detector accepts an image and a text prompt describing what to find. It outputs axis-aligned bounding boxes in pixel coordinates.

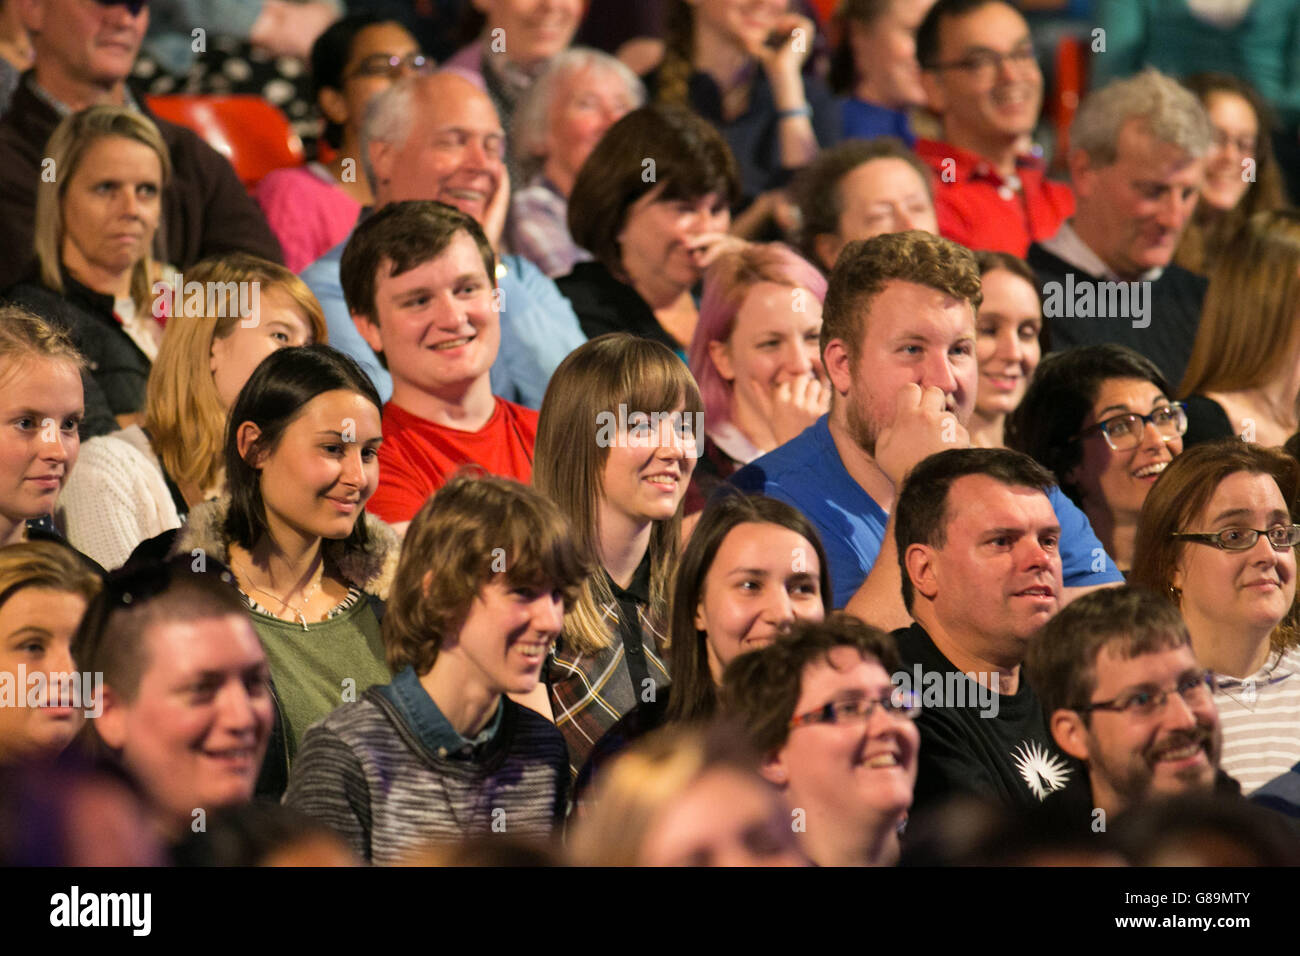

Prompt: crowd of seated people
[6,0,1300,869]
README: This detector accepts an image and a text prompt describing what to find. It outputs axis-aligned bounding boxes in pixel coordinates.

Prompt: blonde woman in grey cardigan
[285,474,588,865]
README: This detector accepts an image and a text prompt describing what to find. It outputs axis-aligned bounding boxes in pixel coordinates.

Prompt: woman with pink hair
[686,243,828,512]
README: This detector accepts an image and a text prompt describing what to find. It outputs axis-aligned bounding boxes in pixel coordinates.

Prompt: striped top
[1214,646,1300,793]
[284,689,569,865]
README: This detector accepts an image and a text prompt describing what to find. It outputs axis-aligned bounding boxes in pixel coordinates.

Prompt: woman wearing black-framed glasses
[1009,343,1185,575]
[1131,440,1300,793]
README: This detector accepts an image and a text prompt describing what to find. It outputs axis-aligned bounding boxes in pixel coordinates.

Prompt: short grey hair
[359,77,419,193]
[510,47,645,181]
[1071,68,1212,167]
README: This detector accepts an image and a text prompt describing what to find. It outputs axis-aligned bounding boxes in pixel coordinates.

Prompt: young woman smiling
[573,492,831,797]
[59,254,325,570]
[166,345,397,793]
[686,243,828,511]
[1010,344,1186,574]
[530,334,702,775]
[1131,441,1300,793]
[968,251,1041,449]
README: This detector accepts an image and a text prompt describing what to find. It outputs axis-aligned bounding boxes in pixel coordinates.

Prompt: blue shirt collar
[377,666,504,759]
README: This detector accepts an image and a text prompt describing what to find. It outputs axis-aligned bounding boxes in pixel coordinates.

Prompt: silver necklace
[234,554,324,631]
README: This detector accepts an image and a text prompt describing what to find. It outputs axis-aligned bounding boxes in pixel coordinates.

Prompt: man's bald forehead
[415,71,501,123]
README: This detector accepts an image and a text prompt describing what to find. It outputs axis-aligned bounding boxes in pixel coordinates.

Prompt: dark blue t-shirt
[729,416,1123,607]
[841,98,915,147]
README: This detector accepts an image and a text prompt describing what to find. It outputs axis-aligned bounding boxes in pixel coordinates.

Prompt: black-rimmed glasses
[1075,403,1187,452]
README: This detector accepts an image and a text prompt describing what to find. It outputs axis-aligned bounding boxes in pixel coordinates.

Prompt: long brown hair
[655,1,695,110]
[1179,209,1300,398]
[532,335,703,656]
[1174,73,1288,277]
[664,493,831,725]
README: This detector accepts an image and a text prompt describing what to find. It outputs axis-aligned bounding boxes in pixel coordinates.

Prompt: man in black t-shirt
[891,447,1089,814]
[1026,586,1225,826]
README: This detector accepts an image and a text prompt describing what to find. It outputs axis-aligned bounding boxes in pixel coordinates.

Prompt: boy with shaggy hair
[285,472,589,864]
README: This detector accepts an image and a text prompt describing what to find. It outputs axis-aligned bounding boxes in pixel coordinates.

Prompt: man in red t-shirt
[914,0,1073,256]
[341,201,538,533]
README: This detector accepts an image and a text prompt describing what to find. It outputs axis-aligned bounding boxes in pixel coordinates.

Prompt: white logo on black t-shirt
[1011,740,1072,801]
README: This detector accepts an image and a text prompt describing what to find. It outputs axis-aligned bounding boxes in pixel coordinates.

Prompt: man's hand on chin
[874,383,969,489]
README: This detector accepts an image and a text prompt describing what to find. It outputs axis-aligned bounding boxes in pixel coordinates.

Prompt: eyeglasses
[348,53,434,81]
[1170,524,1300,551]
[1075,402,1187,452]
[927,46,1037,79]
[1211,129,1257,158]
[1076,670,1216,718]
[789,690,920,729]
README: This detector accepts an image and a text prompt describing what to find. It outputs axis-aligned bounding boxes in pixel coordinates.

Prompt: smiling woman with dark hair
[1009,344,1186,575]
[255,15,430,271]
[558,105,744,358]
[160,345,399,793]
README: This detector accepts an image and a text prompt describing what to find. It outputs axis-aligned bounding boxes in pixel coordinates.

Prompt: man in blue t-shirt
[731,229,1121,625]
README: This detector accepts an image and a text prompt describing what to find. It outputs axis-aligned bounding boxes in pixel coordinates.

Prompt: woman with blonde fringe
[6,105,171,434]
[569,723,804,866]
[58,253,326,570]
[529,334,702,775]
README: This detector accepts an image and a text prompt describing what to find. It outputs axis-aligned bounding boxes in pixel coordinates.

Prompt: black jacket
[6,269,145,438]
[555,260,683,354]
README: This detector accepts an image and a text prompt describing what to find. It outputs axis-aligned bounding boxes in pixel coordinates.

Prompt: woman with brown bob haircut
[285,472,588,864]
[531,333,703,776]
[1130,440,1300,792]
[1179,209,1300,450]
[557,105,742,357]
[58,253,326,570]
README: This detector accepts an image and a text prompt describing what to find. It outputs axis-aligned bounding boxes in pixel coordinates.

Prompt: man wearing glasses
[1028,586,1226,822]
[1029,69,1211,389]
[913,0,1073,256]
[892,447,1089,813]
[723,614,921,867]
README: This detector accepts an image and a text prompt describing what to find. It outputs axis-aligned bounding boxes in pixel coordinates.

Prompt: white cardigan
[58,425,182,571]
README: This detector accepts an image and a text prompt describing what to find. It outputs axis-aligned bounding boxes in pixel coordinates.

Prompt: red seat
[146,94,304,190]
